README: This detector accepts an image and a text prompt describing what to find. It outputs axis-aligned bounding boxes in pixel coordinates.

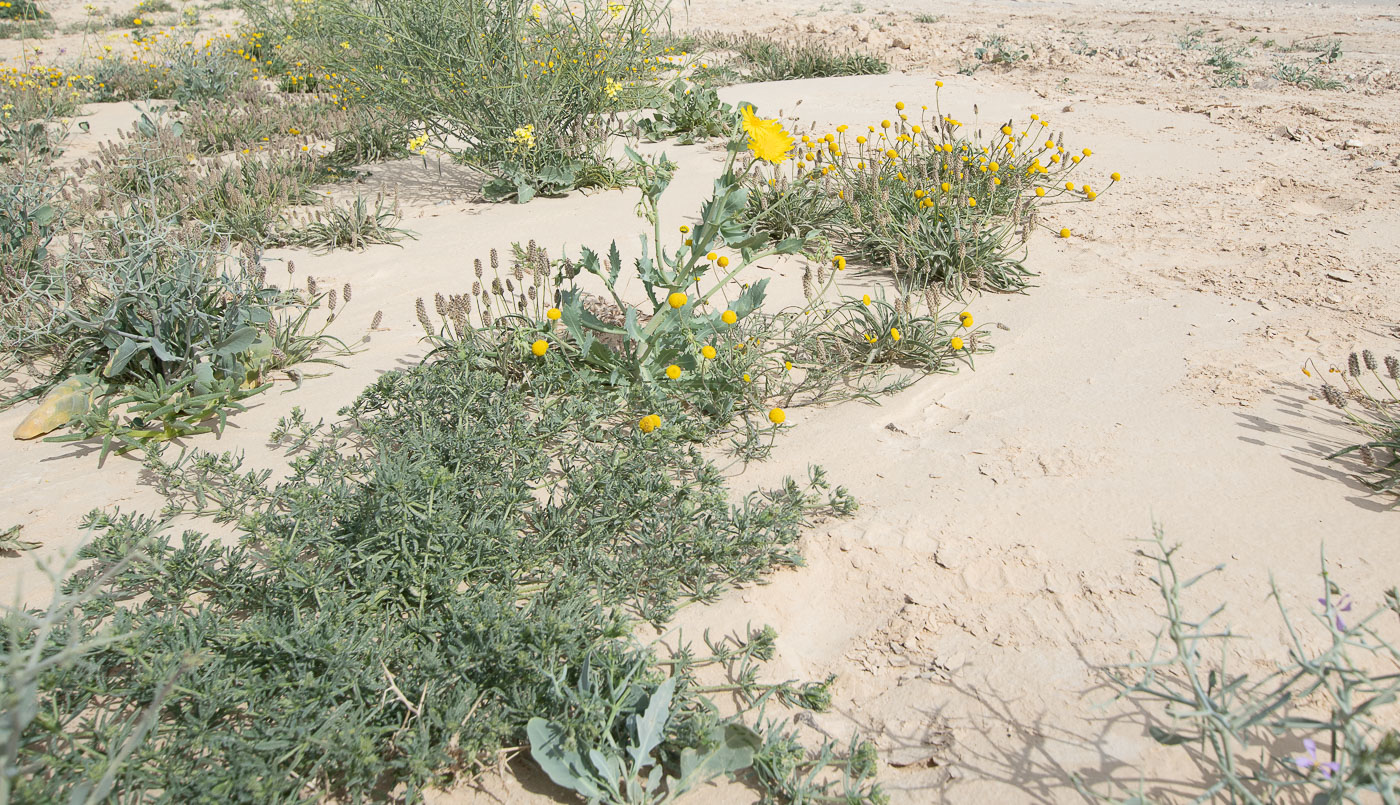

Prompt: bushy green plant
[706,33,888,81]
[1085,529,1400,803]
[3,332,877,801]
[0,0,46,21]
[1274,61,1344,90]
[249,0,673,202]
[739,97,1118,293]
[1316,350,1399,495]
[637,81,741,144]
[975,34,1028,65]
[2,220,352,454]
[284,193,413,252]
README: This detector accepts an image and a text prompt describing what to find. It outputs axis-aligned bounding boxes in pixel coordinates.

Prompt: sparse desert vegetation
[1,0,1397,802]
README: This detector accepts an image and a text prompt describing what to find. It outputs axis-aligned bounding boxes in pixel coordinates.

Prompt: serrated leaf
[607,241,622,286]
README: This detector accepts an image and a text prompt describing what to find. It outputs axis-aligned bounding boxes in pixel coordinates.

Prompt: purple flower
[1295,738,1340,779]
[1318,594,1354,631]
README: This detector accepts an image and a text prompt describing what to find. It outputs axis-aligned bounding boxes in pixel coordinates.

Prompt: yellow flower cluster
[511,124,537,149]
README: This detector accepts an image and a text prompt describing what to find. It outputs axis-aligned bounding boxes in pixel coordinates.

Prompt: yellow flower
[1065,181,1075,191]
[701,345,717,360]
[1111,171,1122,181]
[935,80,944,87]
[1001,125,1013,135]
[546,307,561,321]
[1082,148,1092,156]
[1059,227,1072,238]
[968,197,977,207]
[768,407,786,424]
[531,339,549,356]
[665,364,682,379]
[742,373,751,383]
[1086,190,1097,200]
[890,327,901,341]
[721,310,737,324]
[705,251,717,262]
[638,414,660,433]
[895,101,906,110]
[742,107,795,164]
[1035,186,1046,197]
[950,336,965,351]
[668,292,687,309]
[959,311,973,327]
[784,360,793,370]
[833,255,846,270]
[862,294,871,306]
[679,224,689,233]
[941,182,951,192]
[881,119,891,129]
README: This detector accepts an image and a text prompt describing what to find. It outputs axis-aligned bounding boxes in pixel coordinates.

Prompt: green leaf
[526,718,607,800]
[514,180,537,204]
[606,241,622,286]
[104,338,144,378]
[211,327,257,358]
[629,676,676,768]
[481,177,515,202]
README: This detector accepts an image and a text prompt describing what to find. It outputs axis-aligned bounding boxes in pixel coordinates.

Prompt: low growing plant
[1085,529,1400,803]
[704,33,889,81]
[1315,350,1399,495]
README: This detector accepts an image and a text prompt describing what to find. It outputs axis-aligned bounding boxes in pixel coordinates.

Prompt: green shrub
[3,333,878,801]
[637,81,741,144]
[739,99,1117,293]
[250,0,673,202]
[0,0,47,21]
[283,193,412,252]
[1274,61,1344,90]
[2,219,352,454]
[706,33,888,81]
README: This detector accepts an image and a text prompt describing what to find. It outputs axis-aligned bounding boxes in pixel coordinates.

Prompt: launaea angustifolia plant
[637,80,742,145]
[1082,527,1400,804]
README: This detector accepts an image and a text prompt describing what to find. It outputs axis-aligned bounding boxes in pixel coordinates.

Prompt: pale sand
[4,0,1400,801]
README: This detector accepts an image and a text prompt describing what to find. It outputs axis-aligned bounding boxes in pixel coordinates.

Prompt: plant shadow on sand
[1234,380,1397,513]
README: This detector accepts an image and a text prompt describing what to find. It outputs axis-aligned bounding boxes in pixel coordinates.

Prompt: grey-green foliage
[1273,62,1344,90]
[975,35,1028,65]
[1320,350,1399,495]
[528,675,759,803]
[3,336,878,802]
[284,193,413,252]
[1,218,350,454]
[1085,528,1400,804]
[637,82,741,145]
[705,33,889,81]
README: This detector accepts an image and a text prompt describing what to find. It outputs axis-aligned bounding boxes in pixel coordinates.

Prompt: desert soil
[3,0,1399,802]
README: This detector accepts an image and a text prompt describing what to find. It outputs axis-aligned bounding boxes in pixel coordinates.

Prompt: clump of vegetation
[1282,37,1343,63]
[637,81,741,144]
[249,0,673,202]
[1,219,353,455]
[1274,61,1344,91]
[739,97,1117,293]
[0,0,47,21]
[1,328,879,801]
[975,34,1028,66]
[1316,350,1399,495]
[284,193,413,252]
[1086,529,1400,802]
[704,33,889,81]
[1206,45,1250,88]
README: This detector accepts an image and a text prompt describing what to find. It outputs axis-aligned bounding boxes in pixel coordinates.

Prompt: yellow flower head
[717,255,730,268]
[741,107,794,165]
[833,255,846,270]
[665,364,682,379]
[959,311,973,327]
[861,294,871,306]
[638,414,660,433]
[1111,172,1122,181]
[721,309,738,324]
[890,327,901,341]
[546,307,562,321]
[768,407,786,424]
[701,345,717,360]
[1059,227,1072,238]
[667,292,687,309]
[531,339,549,356]
[950,336,965,351]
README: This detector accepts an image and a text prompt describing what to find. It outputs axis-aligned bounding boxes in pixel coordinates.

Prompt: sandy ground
[4,0,1400,802]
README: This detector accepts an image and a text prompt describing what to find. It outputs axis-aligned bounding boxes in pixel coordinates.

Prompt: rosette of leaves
[637,83,741,145]
[554,146,810,386]
[4,222,349,455]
